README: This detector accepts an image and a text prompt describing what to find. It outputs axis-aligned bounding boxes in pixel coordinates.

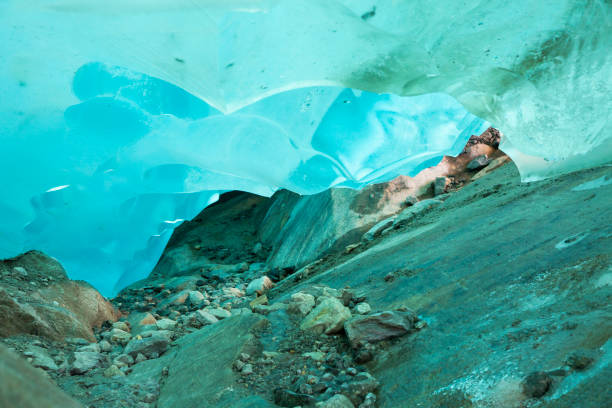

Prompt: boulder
[246,276,275,295]
[126,312,157,335]
[0,251,118,342]
[354,302,371,315]
[112,321,130,332]
[124,332,169,358]
[156,318,178,331]
[70,351,101,374]
[287,292,315,316]
[0,251,119,341]
[344,310,417,347]
[187,290,205,305]
[108,328,131,344]
[300,297,352,335]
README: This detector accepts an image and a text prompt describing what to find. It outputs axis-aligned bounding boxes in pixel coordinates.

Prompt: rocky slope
[1,130,610,408]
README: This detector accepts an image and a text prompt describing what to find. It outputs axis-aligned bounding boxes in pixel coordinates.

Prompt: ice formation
[1,0,610,293]
[0,63,487,294]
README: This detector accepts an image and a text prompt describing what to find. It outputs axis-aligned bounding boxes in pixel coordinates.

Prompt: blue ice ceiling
[1,62,487,295]
[1,0,610,294]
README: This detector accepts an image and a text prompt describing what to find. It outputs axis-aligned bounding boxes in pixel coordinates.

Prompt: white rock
[246,276,275,296]
[354,302,371,315]
[156,318,177,331]
[302,351,325,362]
[109,328,131,344]
[288,292,316,316]
[188,290,206,305]
[13,266,28,276]
[71,351,101,374]
[300,297,352,335]
[223,287,245,298]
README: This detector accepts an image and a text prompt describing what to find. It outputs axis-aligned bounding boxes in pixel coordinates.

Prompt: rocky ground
[1,129,610,408]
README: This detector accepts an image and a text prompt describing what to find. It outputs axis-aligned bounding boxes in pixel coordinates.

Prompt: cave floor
[2,161,611,408]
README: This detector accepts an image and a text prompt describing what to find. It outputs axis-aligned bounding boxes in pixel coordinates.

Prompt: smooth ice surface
[2,0,610,177]
[1,0,610,293]
[0,62,487,294]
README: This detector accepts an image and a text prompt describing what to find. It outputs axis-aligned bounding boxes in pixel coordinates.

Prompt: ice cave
[0,1,610,407]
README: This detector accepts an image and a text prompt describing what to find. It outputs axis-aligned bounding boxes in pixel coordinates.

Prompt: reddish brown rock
[344,309,418,347]
[0,251,118,342]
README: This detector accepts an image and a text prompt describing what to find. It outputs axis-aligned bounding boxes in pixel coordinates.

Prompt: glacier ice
[1,0,610,293]
[0,62,487,294]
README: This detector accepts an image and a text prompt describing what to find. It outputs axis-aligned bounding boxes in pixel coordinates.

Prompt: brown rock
[36,280,119,337]
[344,310,417,347]
[0,289,56,339]
[0,251,119,342]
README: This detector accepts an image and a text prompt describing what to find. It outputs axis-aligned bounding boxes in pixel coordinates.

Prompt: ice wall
[2,0,610,175]
[1,0,610,293]
[0,61,486,294]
